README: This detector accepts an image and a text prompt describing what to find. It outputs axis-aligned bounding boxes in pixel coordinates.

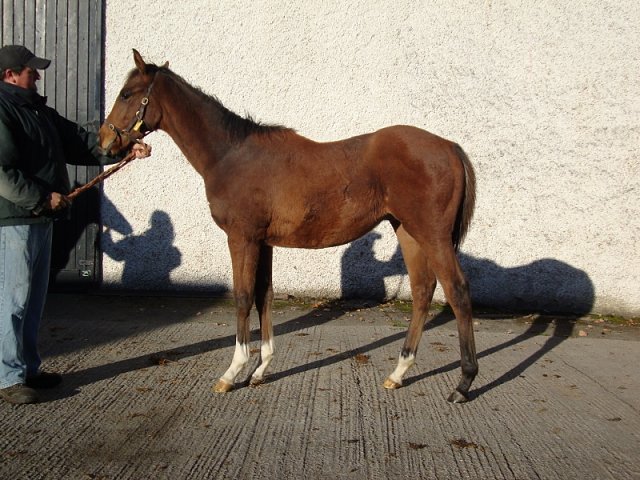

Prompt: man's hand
[132,140,152,158]
[47,192,71,211]
[33,192,71,215]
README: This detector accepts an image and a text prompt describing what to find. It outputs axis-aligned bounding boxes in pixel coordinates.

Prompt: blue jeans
[0,223,52,388]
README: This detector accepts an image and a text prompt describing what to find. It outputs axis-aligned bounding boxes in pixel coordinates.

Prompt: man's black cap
[0,45,51,71]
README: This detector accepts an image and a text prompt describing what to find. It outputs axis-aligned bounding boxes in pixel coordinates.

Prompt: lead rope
[67,150,137,200]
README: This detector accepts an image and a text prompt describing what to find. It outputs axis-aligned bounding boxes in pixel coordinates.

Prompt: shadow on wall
[460,254,595,316]
[340,232,595,316]
[338,234,595,399]
[341,232,406,300]
[50,186,101,287]
[101,197,182,288]
[42,230,595,401]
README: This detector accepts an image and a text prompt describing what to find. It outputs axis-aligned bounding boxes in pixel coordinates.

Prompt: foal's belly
[266,210,385,249]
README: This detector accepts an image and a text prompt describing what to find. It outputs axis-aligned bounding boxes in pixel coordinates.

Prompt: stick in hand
[67,151,137,200]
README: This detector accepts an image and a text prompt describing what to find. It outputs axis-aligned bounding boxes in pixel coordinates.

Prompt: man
[0,45,151,404]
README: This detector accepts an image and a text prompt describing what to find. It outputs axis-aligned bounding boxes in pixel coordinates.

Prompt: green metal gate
[0,0,105,289]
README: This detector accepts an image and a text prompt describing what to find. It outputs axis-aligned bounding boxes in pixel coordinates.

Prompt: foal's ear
[161,61,169,69]
[132,49,147,73]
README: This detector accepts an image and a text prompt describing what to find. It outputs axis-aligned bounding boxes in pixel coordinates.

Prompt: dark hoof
[447,389,469,403]
[249,376,268,388]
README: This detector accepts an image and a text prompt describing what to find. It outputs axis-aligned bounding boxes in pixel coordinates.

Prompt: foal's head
[99,49,166,156]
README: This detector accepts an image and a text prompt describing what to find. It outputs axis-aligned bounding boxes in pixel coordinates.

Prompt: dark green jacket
[0,81,118,226]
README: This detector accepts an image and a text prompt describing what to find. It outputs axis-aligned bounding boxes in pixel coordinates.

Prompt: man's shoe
[0,384,39,404]
[26,371,62,389]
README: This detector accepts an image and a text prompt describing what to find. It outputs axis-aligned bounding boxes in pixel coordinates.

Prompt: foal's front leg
[213,238,260,393]
[249,245,274,386]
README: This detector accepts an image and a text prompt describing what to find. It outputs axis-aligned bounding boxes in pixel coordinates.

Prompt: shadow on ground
[41,230,596,403]
[40,296,590,403]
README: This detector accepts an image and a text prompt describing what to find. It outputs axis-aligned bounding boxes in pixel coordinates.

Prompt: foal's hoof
[212,379,234,393]
[447,389,469,403]
[383,377,402,390]
[249,376,267,388]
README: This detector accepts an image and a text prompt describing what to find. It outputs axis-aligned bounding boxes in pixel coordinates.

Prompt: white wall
[102,1,640,315]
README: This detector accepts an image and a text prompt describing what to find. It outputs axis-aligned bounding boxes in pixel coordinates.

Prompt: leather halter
[105,71,159,152]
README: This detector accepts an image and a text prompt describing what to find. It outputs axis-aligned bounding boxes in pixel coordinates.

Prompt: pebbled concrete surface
[1,294,638,479]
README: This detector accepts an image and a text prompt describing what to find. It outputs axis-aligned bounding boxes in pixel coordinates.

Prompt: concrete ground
[0,294,638,480]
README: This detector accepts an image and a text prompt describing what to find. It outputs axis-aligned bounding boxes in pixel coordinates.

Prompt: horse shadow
[444,253,594,398]
[268,248,595,399]
[44,233,594,401]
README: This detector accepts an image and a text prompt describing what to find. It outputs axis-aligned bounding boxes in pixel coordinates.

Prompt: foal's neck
[157,75,234,176]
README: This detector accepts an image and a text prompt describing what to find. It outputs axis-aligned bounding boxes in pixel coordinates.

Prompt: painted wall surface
[102,1,639,315]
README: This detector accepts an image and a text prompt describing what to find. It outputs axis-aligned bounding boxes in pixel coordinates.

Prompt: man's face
[2,67,40,91]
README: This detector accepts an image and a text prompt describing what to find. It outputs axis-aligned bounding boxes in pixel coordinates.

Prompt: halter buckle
[132,119,145,132]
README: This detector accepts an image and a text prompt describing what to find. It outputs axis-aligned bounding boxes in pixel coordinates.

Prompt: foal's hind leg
[384,225,437,389]
[249,245,274,386]
[213,238,260,393]
[425,239,478,403]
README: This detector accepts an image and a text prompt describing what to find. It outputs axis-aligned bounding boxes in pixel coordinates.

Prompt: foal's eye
[119,90,132,100]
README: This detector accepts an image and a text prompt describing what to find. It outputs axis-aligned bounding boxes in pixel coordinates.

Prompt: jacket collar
[0,81,47,106]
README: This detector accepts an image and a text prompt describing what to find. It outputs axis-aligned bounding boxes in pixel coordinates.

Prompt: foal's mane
[133,64,292,141]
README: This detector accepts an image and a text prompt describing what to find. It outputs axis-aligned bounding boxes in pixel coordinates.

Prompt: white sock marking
[252,338,274,381]
[388,353,415,385]
[221,340,250,384]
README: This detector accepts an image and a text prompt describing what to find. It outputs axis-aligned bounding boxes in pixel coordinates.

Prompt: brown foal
[99,50,478,402]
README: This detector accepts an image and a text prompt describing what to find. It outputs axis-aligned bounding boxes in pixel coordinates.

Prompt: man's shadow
[341,231,407,300]
[44,234,395,400]
[101,199,182,289]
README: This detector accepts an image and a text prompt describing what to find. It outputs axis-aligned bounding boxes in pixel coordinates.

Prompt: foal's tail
[452,144,476,252]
